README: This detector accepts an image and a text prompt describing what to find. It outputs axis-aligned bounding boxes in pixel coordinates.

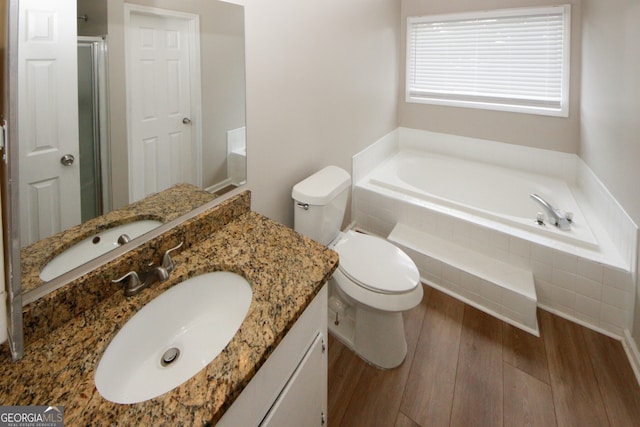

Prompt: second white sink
[39,220,162,281]
[95,271,253,404]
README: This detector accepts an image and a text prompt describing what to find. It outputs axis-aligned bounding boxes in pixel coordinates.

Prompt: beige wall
[579,1,640,343]
[399,0,582,153]
[198,5,245,188]
[580,0,640,222]
[78,0,108,36]
[106,0,128,208]
[232,0,401,225]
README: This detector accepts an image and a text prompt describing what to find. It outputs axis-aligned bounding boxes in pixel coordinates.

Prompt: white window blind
[406,5,571,116]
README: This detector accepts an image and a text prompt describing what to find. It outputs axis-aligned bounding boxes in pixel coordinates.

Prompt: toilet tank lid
[292,166,351,205]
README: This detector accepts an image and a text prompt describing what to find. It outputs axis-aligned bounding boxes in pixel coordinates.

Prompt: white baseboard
[536,303,622,341]
[205,178,233,194]
[623,330,640,387]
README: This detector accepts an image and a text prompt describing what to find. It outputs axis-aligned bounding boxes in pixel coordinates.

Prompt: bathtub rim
[367,149,599,251]
[356,174,629,272]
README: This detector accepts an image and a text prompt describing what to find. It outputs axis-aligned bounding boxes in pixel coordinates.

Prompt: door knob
[60,154,75,166]
[182,118,191,124]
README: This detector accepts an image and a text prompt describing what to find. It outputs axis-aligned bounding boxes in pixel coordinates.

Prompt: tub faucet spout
[530,194,571,231]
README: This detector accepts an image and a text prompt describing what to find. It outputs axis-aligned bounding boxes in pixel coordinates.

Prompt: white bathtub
[368,150,599,250]
[354,129,636,338]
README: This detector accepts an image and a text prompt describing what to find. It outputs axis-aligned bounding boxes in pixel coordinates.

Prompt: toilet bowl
[329,230,423,368]
[292,166,423,369]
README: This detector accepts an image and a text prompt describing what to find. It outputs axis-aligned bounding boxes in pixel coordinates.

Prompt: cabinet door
[261,333,327,427]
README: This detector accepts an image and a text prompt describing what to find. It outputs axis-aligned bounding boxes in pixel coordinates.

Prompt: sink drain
[160,347,181,367]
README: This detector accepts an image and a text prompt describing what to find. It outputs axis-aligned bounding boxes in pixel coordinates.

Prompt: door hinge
[321,411,326,425]
[1,120,7,150]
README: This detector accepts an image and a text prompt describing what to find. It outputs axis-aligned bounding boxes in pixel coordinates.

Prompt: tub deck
[389,223,539,336]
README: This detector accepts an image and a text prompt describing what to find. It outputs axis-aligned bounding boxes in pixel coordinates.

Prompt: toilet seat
[332,268,423,312]
[331,231,423,312]
[333,231,420,294]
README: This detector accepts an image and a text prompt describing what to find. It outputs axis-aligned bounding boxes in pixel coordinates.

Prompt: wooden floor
[328,286,640,427]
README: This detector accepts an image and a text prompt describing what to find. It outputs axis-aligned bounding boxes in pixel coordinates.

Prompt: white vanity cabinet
[217,284,328,427]
[261,333,326,426]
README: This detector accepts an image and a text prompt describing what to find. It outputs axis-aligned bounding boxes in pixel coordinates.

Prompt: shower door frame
[77,36,111,218]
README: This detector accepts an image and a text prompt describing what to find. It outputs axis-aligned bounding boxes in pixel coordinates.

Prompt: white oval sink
[94,271,253,404]
[39,220,162,281]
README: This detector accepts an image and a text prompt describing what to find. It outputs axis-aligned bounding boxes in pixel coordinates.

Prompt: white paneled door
[126,6,202,203]
[18,0,81,246]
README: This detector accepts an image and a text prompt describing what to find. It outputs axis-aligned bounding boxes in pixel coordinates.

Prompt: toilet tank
[292,166,351,245]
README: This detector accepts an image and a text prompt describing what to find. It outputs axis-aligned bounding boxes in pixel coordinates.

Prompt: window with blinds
[406,5,571,117]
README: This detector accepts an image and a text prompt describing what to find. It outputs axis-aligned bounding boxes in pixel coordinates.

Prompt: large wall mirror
[2,0,246,359]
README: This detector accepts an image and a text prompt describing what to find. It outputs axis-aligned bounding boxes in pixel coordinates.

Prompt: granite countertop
[0,210,338,425]
[20,183,216,294]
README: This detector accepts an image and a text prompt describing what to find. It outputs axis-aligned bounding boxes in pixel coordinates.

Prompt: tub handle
[296,202,309,210]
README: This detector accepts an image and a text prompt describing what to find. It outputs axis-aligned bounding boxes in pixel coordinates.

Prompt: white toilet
[292,166,423,369]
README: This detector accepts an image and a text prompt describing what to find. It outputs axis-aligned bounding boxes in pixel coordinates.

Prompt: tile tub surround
[353,129,637,338]
[21,191,250,347]
[20,183,216,294]
[0,208,338,425]
[356,185,635,337]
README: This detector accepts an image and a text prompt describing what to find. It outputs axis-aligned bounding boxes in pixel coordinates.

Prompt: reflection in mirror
[17,0,246,277]
[21,183,214,294]
[78,35,111,221]
[38,219,162,282]
[5,0,246,359]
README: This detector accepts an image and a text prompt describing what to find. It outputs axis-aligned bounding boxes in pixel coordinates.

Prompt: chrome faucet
[112,241,184,296]
[116,266,170,296]
[117,234,131,245]
[530,194,571,231]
